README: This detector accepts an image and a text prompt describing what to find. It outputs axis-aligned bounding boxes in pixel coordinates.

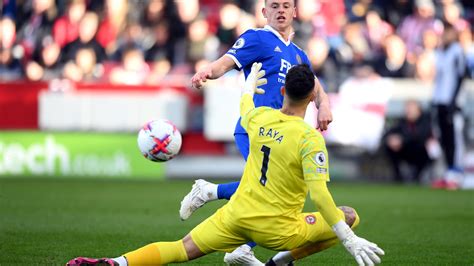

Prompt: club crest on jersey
[305,214,316,224]
[315,152,326,166]
[296,54,302,64]
[233,38,245,49]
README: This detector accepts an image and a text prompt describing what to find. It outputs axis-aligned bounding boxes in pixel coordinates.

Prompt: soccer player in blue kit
[181,0,332,264]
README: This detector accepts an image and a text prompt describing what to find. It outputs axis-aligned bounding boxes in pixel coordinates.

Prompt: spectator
[382,0,414,27]
[374,34,415,78]
[113,22,153,61]
[2,0,16,19]
[25,36,63,81]
[459,27,474,78]
[145,21,174,63]
[216,3,242,50]
[383,100,436,183]
[109,45,150,85]
[334,22,371,80]
[63,47,103,82]
[234,12,257,38]
[16,0,57,59]
[1,16,16,49]
[146,57,171,84]
[141,0,166,27]
[362,7,394,58]
[307,36,339,92]
[442,2,470,32]
[52,0,86,48]
[293,0,318,50]
[0,15,22,81]
[186,17,220,64]
[64,11,106,63]
[397,0,443,63]
[415,49,437,82]
[140,0,186,62]
[313,0,346,49]
[431,24,467,190]
[96,0,128,55]
[252,0,266,28]
[150,0,187,65]
[346,0,372,22]
[176,0,199,24]
[0,47,23,80]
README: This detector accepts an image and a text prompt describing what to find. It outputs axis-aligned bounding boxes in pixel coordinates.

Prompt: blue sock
[246,242,257,248]
[217,181,240,200]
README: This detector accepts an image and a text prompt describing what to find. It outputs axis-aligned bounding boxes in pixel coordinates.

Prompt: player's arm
[306,180,384,266]
[306,180,342,225]
[302,135,384,265]
[301,52,333,131]
[313,77,332,131]
[191,55,236,89]
[240,63,266,126]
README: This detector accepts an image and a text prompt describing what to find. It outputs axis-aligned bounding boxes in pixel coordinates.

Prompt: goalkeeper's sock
[112,256,128,266]
[269,251,293,265]
[123,240,188,265]
[246,241,257,248]
[217,181,240,200]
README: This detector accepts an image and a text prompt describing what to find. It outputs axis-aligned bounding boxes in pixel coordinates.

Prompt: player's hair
[284,64,314,101]
[265,0,296,5]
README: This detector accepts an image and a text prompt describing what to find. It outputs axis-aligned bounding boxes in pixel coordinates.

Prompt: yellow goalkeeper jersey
[221,94,330,236]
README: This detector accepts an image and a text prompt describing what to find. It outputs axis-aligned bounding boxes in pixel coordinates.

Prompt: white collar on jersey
[264,25,293,46]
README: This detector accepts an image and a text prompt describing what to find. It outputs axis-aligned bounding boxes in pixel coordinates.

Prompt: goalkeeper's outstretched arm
[307,180,385,266]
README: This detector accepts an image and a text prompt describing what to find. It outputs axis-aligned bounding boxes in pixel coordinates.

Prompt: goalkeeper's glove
[332,221,385,266]
[242,62,267,96]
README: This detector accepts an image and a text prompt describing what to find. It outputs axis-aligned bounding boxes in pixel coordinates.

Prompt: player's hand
[191,67,212,90]
[242,62,267,96]
[333,221,384,265]
[342,234,384,266]
[316,102,332,131]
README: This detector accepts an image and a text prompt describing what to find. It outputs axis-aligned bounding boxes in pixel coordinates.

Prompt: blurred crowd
[0,0,473,89]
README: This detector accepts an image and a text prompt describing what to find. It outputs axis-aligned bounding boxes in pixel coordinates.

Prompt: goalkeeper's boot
[265,257,294,266]
[179,179,214,220]
[224,244,264,266]
[66,257,116,266]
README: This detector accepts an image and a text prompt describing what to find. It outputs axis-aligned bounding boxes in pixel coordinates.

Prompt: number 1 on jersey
[260,145,271,186]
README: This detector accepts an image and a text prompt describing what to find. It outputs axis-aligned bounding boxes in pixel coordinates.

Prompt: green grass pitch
[1,178,473,265]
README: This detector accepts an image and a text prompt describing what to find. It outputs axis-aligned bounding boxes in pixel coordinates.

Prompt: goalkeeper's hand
[333,221,385,266]
[242,62,267,96]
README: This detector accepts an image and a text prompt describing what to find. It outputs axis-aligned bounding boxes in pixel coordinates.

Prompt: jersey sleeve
[225,30,261,70]
[300,130,330,182]
[306,180,344,226]
[240,94,256,130]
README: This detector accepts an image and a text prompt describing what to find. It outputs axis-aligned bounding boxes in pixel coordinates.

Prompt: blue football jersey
[226,25,312,134]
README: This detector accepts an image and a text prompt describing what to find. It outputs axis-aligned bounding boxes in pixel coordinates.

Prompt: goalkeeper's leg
[68,211,247,266]
[266,206,359,265]
[67,234,203,266]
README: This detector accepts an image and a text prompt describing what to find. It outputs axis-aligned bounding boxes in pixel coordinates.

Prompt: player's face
[263,0,296,31]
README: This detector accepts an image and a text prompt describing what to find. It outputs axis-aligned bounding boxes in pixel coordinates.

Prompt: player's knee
[338,206,359,228]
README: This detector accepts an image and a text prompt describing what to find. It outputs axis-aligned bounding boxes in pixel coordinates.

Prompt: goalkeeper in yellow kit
[67,63,384,266]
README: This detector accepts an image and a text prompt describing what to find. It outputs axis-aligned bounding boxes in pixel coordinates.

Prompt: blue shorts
[234,133,249,161]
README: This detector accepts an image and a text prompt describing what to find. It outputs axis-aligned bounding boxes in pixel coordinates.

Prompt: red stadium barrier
[0,81,198,130]
[0,81,47,129]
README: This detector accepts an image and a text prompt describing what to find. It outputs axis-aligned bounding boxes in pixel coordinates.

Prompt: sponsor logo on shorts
[305,214,316,224]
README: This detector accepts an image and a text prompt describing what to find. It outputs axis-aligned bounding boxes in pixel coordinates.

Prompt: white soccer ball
[137,119,182,162]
